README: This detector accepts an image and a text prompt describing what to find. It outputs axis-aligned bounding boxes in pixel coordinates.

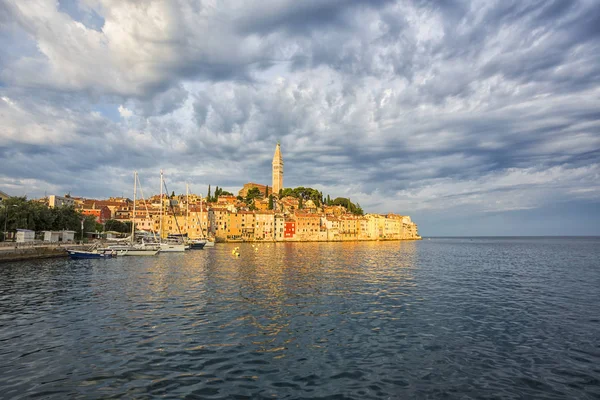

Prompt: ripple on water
[0,239,599,398]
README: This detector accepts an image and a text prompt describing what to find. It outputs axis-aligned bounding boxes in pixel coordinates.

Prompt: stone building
[272,142,283,195]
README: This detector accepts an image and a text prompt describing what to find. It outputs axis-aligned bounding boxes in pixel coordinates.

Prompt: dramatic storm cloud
[1,0,599,235]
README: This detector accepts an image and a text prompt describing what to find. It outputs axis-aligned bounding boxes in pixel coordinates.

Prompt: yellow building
[339,216,359,240]
[294,212,322,241]
[209,208,230,241]
[274,214,285,241]
[254,211,275,240]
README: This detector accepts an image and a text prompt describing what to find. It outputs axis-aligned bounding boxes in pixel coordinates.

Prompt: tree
[278,188,283,198]
[82,215,98,239]
[245,187,262,204]
[171,191,175,199]
[268,194,274,210]
[265,185,269,197]
[207,185,211,202]
[327,194,331,205]
[104,219,131,233]
[330,197,363,215]
[354,203,364,216]
[298,197,303,209]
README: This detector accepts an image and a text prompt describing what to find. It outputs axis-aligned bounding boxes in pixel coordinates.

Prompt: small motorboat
[67,249,117,259]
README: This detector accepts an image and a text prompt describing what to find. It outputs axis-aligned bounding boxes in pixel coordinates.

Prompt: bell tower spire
[272,142,283,195]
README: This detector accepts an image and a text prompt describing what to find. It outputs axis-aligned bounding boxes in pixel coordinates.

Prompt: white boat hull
[159,243,186,252]
[121,249,160,256]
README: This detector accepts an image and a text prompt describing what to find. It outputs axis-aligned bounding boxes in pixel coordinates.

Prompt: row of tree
[0,197,99,241]
[212,184,365,215]
[206,185,233,203]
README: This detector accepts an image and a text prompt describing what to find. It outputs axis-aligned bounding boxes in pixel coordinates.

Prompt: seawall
[0,246,69,263]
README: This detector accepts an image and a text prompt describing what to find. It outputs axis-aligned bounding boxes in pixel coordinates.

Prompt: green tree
[104,219,131,233]
[245,187,262,204]
[354,203,364,216]
[298,197,303,209]
[81,215,98,240]
[268,194,274,210]
[207,185,211,202]
[330,197,363,215]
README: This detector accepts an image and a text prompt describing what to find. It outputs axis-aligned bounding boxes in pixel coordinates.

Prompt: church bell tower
[272,142,283,196]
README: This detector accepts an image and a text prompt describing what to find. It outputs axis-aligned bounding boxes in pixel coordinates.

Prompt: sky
[1,0,599,236]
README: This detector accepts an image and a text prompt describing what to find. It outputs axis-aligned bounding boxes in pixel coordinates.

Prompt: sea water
[1,238,599,399]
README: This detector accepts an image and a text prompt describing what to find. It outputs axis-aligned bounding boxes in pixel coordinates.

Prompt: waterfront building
[227,212,243,240]
[274,214,285,241]
[272,142,283,195]
[339,216,359,240]
[209,208,229,241]
[357,217,370,240]
[323,216,340,240]
[402,216,419,239]
[239,211,256,241]
[384,214,402,239]
[284,218,296,239]
[254,211,275,240]
[366,214,385,239]
[294,212,321,241]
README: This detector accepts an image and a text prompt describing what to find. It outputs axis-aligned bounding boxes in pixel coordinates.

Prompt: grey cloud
[1,0,600,234]
[235,0,394,36]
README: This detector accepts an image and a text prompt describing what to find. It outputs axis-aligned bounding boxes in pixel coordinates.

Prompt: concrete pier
[0,243,86,263]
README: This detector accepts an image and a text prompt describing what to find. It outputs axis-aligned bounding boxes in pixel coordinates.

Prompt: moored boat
[68,249,116,259]
[158,242,187,252]
[106,242,160,256]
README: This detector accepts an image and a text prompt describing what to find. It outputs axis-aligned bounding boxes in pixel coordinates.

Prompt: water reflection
[2,238,598,399]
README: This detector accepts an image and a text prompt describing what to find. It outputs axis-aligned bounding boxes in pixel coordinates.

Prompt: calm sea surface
[1,238,599,399]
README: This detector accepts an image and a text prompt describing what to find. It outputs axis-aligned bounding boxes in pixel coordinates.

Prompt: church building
[272,142,283,195]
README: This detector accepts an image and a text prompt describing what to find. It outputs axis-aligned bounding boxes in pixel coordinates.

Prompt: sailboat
[197,194,214,247]
[184,184,205,250]
[156,170,186,252]
[107,171,160,256]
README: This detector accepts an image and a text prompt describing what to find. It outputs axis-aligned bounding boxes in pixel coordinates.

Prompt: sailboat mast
[200,194,204,237]
[132,171,137,245]
[159,170,163,241]
[186,184,189,238]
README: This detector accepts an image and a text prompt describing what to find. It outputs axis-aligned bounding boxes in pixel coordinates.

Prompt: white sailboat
[198,194,215,247]
[107,171,160,256]
[157,170,186,252]
[184,184,205,250]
